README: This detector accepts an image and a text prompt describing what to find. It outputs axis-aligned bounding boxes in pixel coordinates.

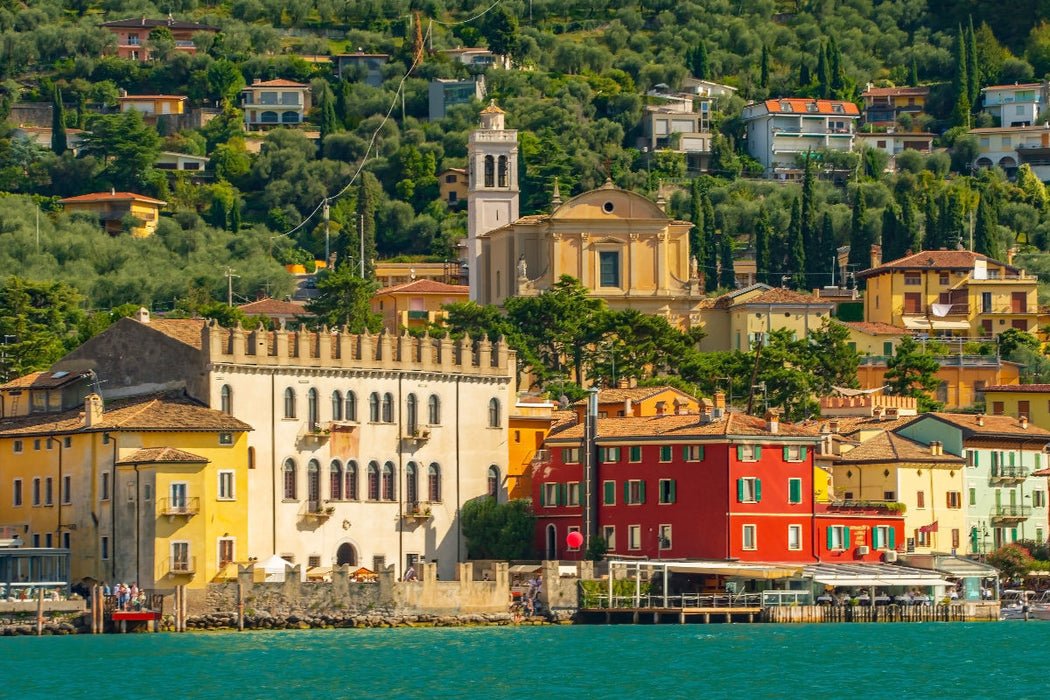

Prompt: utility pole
[323,199,330,267]
[224,267,239,307]
[359,214,365,278]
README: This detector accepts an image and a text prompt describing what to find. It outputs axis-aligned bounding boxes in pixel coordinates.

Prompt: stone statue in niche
[517,254,527,279]
[690,255,699,279]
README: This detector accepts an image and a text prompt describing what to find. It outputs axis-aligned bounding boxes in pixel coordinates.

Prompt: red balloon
[567,531,584,548]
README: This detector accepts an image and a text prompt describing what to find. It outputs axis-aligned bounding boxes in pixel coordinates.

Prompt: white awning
[803,563,953,588]
[902,317,970,330]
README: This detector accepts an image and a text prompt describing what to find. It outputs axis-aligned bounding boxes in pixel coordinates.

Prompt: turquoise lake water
[1,622,1046,699]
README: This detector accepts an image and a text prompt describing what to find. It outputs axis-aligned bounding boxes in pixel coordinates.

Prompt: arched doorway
[546,524,557,560]
[336,542,357,567]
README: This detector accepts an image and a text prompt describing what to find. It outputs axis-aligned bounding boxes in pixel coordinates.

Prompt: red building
[534,399,822,562]
[814,502,906,563]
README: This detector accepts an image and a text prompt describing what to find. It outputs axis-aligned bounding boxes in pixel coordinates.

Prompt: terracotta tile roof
[570,386,698,407]
[546,412,818,442]
[143,318,206,350]
[481,101,505,114]
[861,86,929,97]
[59,191,167,206]
[983,384,1050,393]
[245,79,308,88]
[100,17,217,31]
[739,288,830,306]
[760,98,860,115]
[857,249,1016,278]
[0,394,250,437]
[118,95,187,101]
[0,371,44,390]
[969,125,1050,134]
[915,412,1050,438]
[115,446,209,465]
[982,83,1043,91]
[1033,468,1050,477]
[375,279,470,296]
[801,416,912,437]
[833,431,963,465]
[838,321,908,336]
[237,298,311,317]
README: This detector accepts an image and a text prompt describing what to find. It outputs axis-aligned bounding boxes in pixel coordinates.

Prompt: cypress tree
[821,212,836,287]
[318,86,338,159]
[51,84,67,155]
[951,28,971,127]
[881,203,902,262]
[847,187,871,276]
[801,154,820,283]
[909,56,919,87]
[923,194,941,250]
[755,208,772,285]
[230,198,241,233]
[829,35,845,95]
[898,192,919,256]
[703,191,718,292]
[689,179,705,278]
[692,42,710,80]
[355,171,380,279]
[967,17,980,108]
[760,45,769,88]
[973,192,1001,260]
[816,43,830,99]
[799,61,811,89]
[943,190,966,250]
[786,197,806,289]
[718,230,736,289]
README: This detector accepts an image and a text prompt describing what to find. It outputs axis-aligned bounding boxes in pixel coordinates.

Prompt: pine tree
[51,84,67,155]
[718,230,736,289]
[760,45,769,88]
[703,191,718,292]
[967,17,980,108]
[755,209,772,285]
[973,192,1002,260]
[847,188,870,279]
[786,197,806,289]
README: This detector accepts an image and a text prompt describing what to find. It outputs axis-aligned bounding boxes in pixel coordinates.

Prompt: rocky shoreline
[0,609,576,635]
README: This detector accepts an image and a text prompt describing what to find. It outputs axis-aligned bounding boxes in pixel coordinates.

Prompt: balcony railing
[990,465,1028,481]
[402,501,432,519]
[159,497,199,516]
[402,426,430,443]
[990,505,1032,521]
[168,556,196,574]
[406,310,430,320]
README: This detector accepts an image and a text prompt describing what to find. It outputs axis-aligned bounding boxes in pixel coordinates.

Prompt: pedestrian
[403,565,417,582]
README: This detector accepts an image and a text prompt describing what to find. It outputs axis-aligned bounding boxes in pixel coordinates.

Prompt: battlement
[819,394,918,418]
[201,321,515,378]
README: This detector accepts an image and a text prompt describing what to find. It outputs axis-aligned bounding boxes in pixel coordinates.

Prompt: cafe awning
[803,562,953,588]
[608,560,801,580]
[902,317,970,331]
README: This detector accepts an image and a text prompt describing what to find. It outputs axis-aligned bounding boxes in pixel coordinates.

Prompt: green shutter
[1037,453,1043,470]
[872,528,880,550]
[630,446,640,462]
[737,478,745,502]
[558,483,566,506]
[661,445,671,462]
[974,451,980,467]
[889,528,896,549]
[800,446,807,460]
[1010,451,1016,467]
[783,446,790,461]
[639,480,646,504]
[604,481,614,505]
[827,527,834,550]
[613,447,621,462]
[755,479,762,502]
[736,445,744,461]
[698,445,705,460]
[624,481,630,504]
[789,478,801,504]
[669,480,676,504]
[755,445,762,460]
[992,451,999,469]
[683,446,690,461]
[540,484,546,506]
[843,527,851,549]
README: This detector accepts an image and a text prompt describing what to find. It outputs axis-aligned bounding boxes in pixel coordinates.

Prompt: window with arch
[488,398,501,428]
[284,388,296,419]
[428,463,441,502]
[497,155,508,187]
[382,393,394,423]
[367,462,380,501]
[382,462,395,500]
[307,460,320,510]
[406,462,418,507]
[331,391,343,421]
[346,460,358,500]
[330,460,343,500]
[428,394,440,425]
[369,393,380,422]
[283,459,296,500]
[487,465,500,498]
[220,385,232,414]
[308,388,319,429]
[345,391,357,422]
[406,394,418,435]
[484,155,494,187]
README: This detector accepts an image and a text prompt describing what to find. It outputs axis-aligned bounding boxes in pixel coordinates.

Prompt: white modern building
[980,82,1048,128]
[742,98,860,177]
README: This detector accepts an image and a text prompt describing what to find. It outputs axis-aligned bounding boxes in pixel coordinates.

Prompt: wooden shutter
[736,445,744,461]
[843,527,851,549]
[624,481,631,504]
[630,446,640,462]
[872,528,880,549]
[558,483,566,506]
[661,445,671,461]
[698,445,705,460]
[974,451,979,467]
[789,479,801,504]
[737,478,745,502]
[755,445,762,460]
[754,478,762,502]
[889,528,896,549]
[683,446,690,461]
[540,484,546,506]
[669,480,676,504]
[1010,451,1016,467]
[604,481,614,505]
[827,527,834,550]
[783,446,790,461]
[800,446,807,460]
[639,480,646,504]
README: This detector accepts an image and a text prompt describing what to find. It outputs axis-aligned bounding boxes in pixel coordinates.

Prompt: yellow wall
[728,306,831,352]
[858,361,1020,410]
[63,200,162,238]
[844,328,903,356]
[983,389,1050,428]
[371,289,469,333]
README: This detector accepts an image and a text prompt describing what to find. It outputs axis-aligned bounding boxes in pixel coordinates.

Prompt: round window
[603,201,614,213]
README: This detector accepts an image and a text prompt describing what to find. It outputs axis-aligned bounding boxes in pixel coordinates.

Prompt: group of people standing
[101,582,147,610]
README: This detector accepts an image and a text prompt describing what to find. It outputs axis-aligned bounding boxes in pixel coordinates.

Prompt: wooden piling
[36,589,43,635]
[237,583,245,631]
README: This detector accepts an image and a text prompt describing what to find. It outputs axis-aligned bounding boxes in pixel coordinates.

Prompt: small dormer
[479,100,505,130]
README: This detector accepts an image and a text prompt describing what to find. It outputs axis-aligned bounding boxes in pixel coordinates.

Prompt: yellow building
[59,191,167,238]
[858,249,1039,337]
[0,389,250,592]
[856,355,1021,410]
[570,383,703,422]
[373,261,463,288]
[832,431,967,554]
[981,384,1050,426]
[439,168,469,206]
[860,85,929,126]
[118,94,187,117]
[838,320,907,356]
[370,279,469,333]
[507,394,560,500]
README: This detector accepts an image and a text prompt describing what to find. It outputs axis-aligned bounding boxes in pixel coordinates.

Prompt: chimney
[1021,415,1029,430]
[976,414,984,427]
[624,398,633,415]
[253,78,262,85]
[674,398,685,415]
[134,307,150,324]
[714,391,726,411]
[617,378,630,389]
[655,401,667,416]
[870,243,882,269]
[929,440,942,456]
[873,406,886,421]
[84,394,103,428]
[829,419,840,434]
[765,409,779,434]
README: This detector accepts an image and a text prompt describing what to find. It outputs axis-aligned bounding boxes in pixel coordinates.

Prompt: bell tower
[467,101,519,301]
